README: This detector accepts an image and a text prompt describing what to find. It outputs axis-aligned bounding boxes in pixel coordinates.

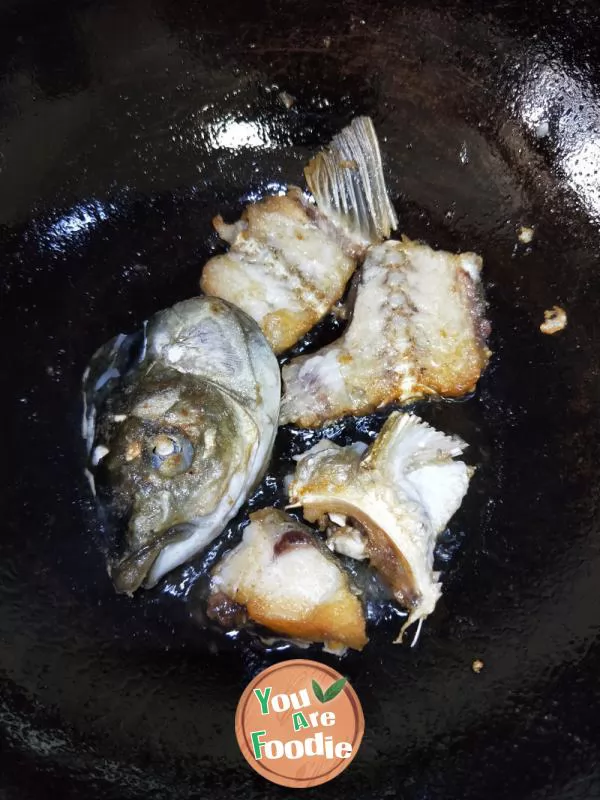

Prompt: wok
[2,0,600,797]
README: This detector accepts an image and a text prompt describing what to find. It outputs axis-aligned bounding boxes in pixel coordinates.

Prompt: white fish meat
[280,237,491,427]
[200,117,398,354]
[208,508,368,650]
[288,412,472,640]
[83,297,280,594]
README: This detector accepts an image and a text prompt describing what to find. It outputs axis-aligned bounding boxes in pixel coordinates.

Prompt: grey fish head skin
[146,296,279,413]
[83,296,281,594]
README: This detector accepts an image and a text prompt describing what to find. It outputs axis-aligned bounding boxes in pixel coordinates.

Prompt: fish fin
[407,461,471,534]
[364,413,470,531]
[394,575,443,643]
[363,411,467,476]
[304,116,398,246]
[394,610,424,645]
[410,617,424,648]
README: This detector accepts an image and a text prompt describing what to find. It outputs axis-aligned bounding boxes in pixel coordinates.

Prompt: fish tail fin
[304,116,398,247]
[363,411,467,475]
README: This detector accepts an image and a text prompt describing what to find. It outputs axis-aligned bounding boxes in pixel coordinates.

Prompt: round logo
[235,659,364,788]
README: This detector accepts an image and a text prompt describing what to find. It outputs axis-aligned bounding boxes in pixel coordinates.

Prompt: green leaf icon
[323,677,347,702]
[312,679,325,703]
[312,677,347,703]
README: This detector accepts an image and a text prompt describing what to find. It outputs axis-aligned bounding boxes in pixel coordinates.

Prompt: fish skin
[288,411,472,641]
[83,297,280,594]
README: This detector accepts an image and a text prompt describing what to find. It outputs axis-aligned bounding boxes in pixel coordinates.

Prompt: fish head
[103,370,258,593]
[84,296,281,595]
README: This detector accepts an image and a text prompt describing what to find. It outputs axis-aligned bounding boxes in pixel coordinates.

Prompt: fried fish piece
[200,117,398,354]
[280,237,491,427]
[288,412,472,640]
[83,297,280,594]
[209,508,368,650]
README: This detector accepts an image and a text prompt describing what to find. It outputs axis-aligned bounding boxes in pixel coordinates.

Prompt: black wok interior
[3,0,600,797]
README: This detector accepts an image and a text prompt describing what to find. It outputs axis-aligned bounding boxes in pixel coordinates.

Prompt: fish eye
[152,434,177,457]
[150,432,194,476]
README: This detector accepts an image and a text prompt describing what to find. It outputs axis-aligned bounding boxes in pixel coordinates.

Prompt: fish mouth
[110,523,196,595]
